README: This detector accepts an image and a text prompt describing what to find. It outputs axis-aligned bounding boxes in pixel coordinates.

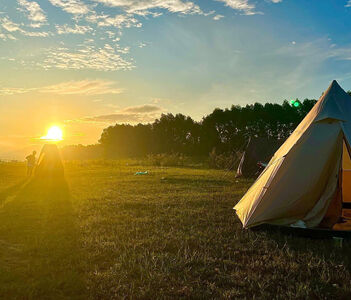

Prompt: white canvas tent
[234,80,351,230]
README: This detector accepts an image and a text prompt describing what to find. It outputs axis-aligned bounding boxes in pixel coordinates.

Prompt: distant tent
[35,144,64,179]
[234,80,351,231]
[236,137,283,178]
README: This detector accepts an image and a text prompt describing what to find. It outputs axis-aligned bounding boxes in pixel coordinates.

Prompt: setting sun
[41,126,63,141]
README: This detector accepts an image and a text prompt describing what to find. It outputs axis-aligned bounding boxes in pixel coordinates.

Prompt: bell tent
[236,137,283,178]
[234,80,351,231]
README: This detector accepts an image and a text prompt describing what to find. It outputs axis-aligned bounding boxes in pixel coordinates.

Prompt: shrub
[146,153,191,167]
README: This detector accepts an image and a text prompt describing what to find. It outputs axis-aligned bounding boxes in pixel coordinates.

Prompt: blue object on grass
[135,171,149,175]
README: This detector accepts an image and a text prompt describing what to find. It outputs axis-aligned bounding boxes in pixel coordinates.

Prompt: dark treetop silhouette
[62,99,318,160]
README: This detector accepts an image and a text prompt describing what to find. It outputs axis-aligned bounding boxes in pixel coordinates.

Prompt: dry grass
[1,161,351,299]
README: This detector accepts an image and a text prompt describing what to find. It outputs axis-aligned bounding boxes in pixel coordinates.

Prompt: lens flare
[290,99,301,108]
[41,126,63,141]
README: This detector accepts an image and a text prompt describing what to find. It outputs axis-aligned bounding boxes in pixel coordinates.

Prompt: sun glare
[41,126,63,141]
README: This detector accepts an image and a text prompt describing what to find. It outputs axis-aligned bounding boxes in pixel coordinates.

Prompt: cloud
[0,87,36,96]
[86,13,142,28]
[0,79,124,96]
[0,33,16,40]
[17,0,47,27]
[213,14,224,20]
[0,17,50,36]
[39,44,134,71]
[48,0,91,15]
[215,0,280,15]
[83,113,151,123]
[41,79,124,95]
[276,38,351,61]
[0,17,21,32]
[1,0,280,72]
[0,27,17,40]
[272,38,351,90]
[22,31,50,37]
[122,104,162,113]
[216,0,258,15]
[346,0,351,7]
[105,30,116,38]
[80,104,163,124]
[92,0,203,15]
[56,24,93,34]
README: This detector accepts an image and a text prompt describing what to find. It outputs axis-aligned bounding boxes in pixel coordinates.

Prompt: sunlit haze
[41,126,63,142]
[1,0,351,159]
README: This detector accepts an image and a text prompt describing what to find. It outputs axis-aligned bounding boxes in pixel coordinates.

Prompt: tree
[65,98,318,160]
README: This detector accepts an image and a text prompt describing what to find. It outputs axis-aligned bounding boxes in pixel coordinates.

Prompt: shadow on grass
[0,179,28,205]
[0,176,86,299]
[253,225,351,272]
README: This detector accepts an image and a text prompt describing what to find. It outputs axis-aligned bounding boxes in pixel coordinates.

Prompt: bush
[146,153,191,167]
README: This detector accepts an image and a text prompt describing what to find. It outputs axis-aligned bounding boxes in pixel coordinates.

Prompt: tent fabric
[236,137,283,178]
[234,80,351,229]
[342,141,351,204]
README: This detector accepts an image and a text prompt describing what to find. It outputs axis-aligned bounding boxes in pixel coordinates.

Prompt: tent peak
[320,79,350,102]
[326,80,344,93]
[314,80,350,123]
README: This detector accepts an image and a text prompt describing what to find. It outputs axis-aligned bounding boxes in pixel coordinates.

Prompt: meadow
[1,160,351,299]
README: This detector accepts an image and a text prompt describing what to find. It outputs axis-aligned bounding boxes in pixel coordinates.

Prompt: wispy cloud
[122,104,162,113]
[17,0,47,27]
[0,17,50,36]
[0,31,16,41]
[272,38,351,90]
[346,1,351,7]
[48,0,91,15]
[215,0,281,15]
[92,0,203,15]
[41,79,124,95]
[213,14,224,20]
[56,24,93,34]
[0,17,21,32]
[216,0,258,15]
[39,44,134,71]
[77,104,164,124]
[0,87,35,96]
[0,79,124,96]
[1,0,282,73]
[86,13,142,28]
[22,31,50,37]
[276,39,351,61]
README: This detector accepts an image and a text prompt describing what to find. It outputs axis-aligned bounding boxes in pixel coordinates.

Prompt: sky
[1,0,351,159]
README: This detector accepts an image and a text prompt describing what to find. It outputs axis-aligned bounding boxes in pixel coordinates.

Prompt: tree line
[62,99,318,160]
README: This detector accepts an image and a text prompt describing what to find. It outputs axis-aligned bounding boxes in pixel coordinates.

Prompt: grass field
[1,161,351,299]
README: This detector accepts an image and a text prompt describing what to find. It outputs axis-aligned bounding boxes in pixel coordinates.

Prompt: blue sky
[1,0,351,158]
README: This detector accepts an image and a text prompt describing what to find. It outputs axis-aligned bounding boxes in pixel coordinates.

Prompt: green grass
[1,160,351,299]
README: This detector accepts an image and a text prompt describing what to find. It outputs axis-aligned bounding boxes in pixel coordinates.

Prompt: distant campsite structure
[236,137,283,178]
